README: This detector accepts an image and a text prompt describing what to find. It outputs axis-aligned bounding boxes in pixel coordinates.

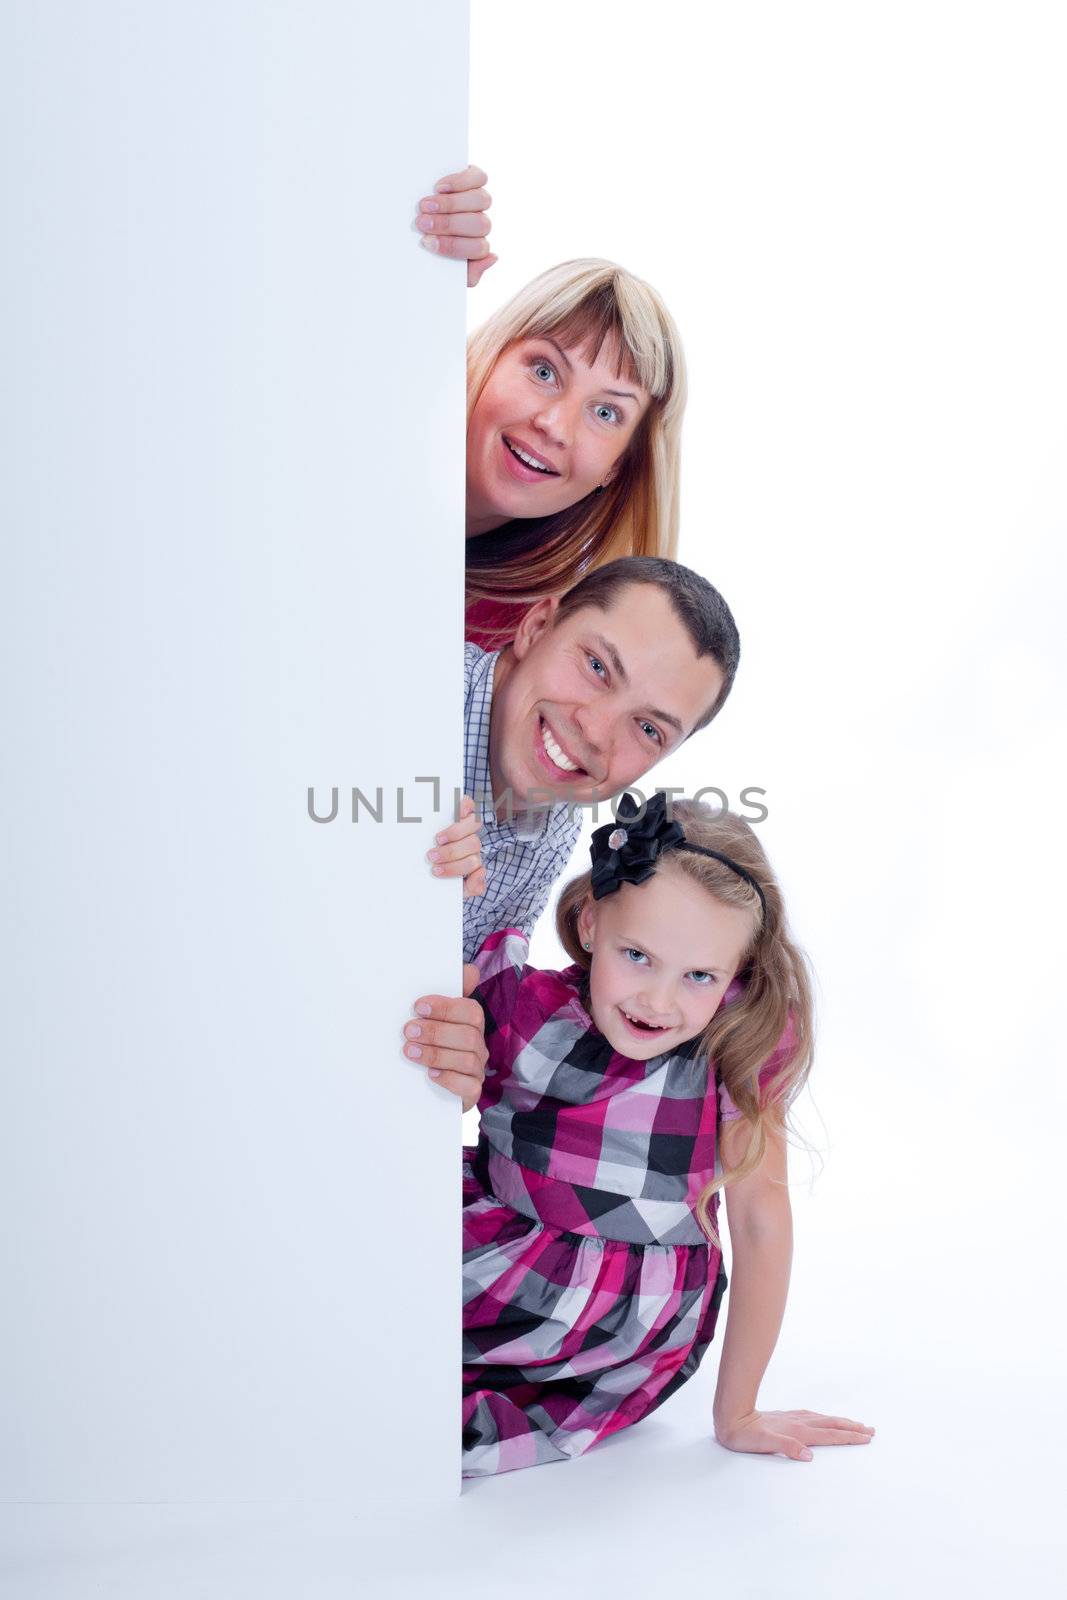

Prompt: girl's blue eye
[689,972,715,986]
[624,948,647,965]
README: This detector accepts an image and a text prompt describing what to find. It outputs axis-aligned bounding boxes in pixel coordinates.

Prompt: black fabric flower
[589,791,687,901]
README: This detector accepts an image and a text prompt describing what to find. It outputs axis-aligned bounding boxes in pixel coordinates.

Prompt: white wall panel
[1,0,467,1505]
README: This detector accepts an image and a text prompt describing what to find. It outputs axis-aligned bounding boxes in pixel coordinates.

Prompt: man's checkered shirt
[463,641,583,964]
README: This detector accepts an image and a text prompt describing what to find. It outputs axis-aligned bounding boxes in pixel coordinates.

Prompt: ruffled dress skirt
[462,1142,728,1478]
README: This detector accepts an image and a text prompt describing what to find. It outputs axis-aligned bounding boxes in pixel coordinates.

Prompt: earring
[582,940,592,951]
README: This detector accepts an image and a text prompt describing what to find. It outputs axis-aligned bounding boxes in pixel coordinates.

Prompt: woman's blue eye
[594,403,621,424]
[533,360,555,382]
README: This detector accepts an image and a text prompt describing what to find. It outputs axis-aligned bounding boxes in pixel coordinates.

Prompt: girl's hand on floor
[414,164,497,286]
[426,794,486,899]
[402,988,487,1112]
[714,1408,875,1462]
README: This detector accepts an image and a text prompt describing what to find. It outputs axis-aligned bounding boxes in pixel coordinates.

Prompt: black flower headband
[588,790,767,920]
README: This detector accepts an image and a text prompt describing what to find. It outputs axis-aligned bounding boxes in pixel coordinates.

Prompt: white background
[1,0,467,1512]
[460,0,1067,1593]
[2,1,1064,1594]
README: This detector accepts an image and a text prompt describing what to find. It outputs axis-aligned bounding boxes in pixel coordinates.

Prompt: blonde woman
[417,166,688,649]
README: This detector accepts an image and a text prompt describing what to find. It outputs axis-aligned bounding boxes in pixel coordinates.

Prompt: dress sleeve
[717,1011,798,1123]
[469,927,533,1102]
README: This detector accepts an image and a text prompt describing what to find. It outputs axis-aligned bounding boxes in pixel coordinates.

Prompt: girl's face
[576,869,756,1060]
[466,335,652,535]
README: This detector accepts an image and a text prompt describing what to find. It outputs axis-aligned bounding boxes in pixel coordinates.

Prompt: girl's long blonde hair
[466,260,687,648]
[554,800,814,1247]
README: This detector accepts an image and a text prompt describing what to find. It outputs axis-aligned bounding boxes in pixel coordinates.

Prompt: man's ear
[511,595,560,660]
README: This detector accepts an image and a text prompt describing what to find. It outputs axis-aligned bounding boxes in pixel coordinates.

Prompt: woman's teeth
[541,720,580,773]
[505,438,554,474]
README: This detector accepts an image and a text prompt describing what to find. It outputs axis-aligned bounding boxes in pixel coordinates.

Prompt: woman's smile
[500,434,560,481]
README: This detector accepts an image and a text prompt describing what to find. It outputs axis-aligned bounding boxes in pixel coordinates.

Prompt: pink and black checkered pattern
[462,927,787,1478]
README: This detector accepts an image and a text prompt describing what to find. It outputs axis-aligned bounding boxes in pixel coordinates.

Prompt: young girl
[460,790,875,1475]
[414,166,688,652]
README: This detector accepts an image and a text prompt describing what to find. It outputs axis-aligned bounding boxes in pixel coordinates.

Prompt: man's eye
[639,721,662,744]
[588,654,607,678]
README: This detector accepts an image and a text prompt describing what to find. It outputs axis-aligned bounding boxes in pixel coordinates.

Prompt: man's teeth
[507,439,553,474]
[541,721,579,772]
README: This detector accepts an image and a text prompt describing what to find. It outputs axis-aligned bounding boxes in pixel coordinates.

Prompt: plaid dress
[463,927,779,1478]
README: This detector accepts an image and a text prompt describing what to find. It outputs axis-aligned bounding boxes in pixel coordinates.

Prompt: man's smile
[534,713,592,784]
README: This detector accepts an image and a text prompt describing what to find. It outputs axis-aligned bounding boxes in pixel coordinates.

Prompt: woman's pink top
[465,595,529,651]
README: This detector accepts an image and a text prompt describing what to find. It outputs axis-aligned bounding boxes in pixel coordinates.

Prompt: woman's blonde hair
[466,259,687,647]
[554,800,814,1247]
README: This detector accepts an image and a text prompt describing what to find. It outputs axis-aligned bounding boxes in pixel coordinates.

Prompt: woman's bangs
[533,285,671,399]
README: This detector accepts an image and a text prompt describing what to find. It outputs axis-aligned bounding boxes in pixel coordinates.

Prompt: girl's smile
[617,1006,671,1040]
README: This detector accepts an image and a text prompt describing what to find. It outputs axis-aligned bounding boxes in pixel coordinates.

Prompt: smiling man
[453,555,741,963]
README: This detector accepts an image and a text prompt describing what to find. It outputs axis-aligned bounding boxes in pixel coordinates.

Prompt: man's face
[488,585,726,812]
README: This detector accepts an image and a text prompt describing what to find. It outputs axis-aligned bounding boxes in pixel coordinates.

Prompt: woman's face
[466,334,652,535]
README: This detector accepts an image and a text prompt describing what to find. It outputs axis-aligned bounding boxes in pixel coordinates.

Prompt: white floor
[3,1227,1062,1600]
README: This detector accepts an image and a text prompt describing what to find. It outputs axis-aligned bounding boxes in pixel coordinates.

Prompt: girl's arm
[713,1119,875,1461]
[414,164,497,287]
